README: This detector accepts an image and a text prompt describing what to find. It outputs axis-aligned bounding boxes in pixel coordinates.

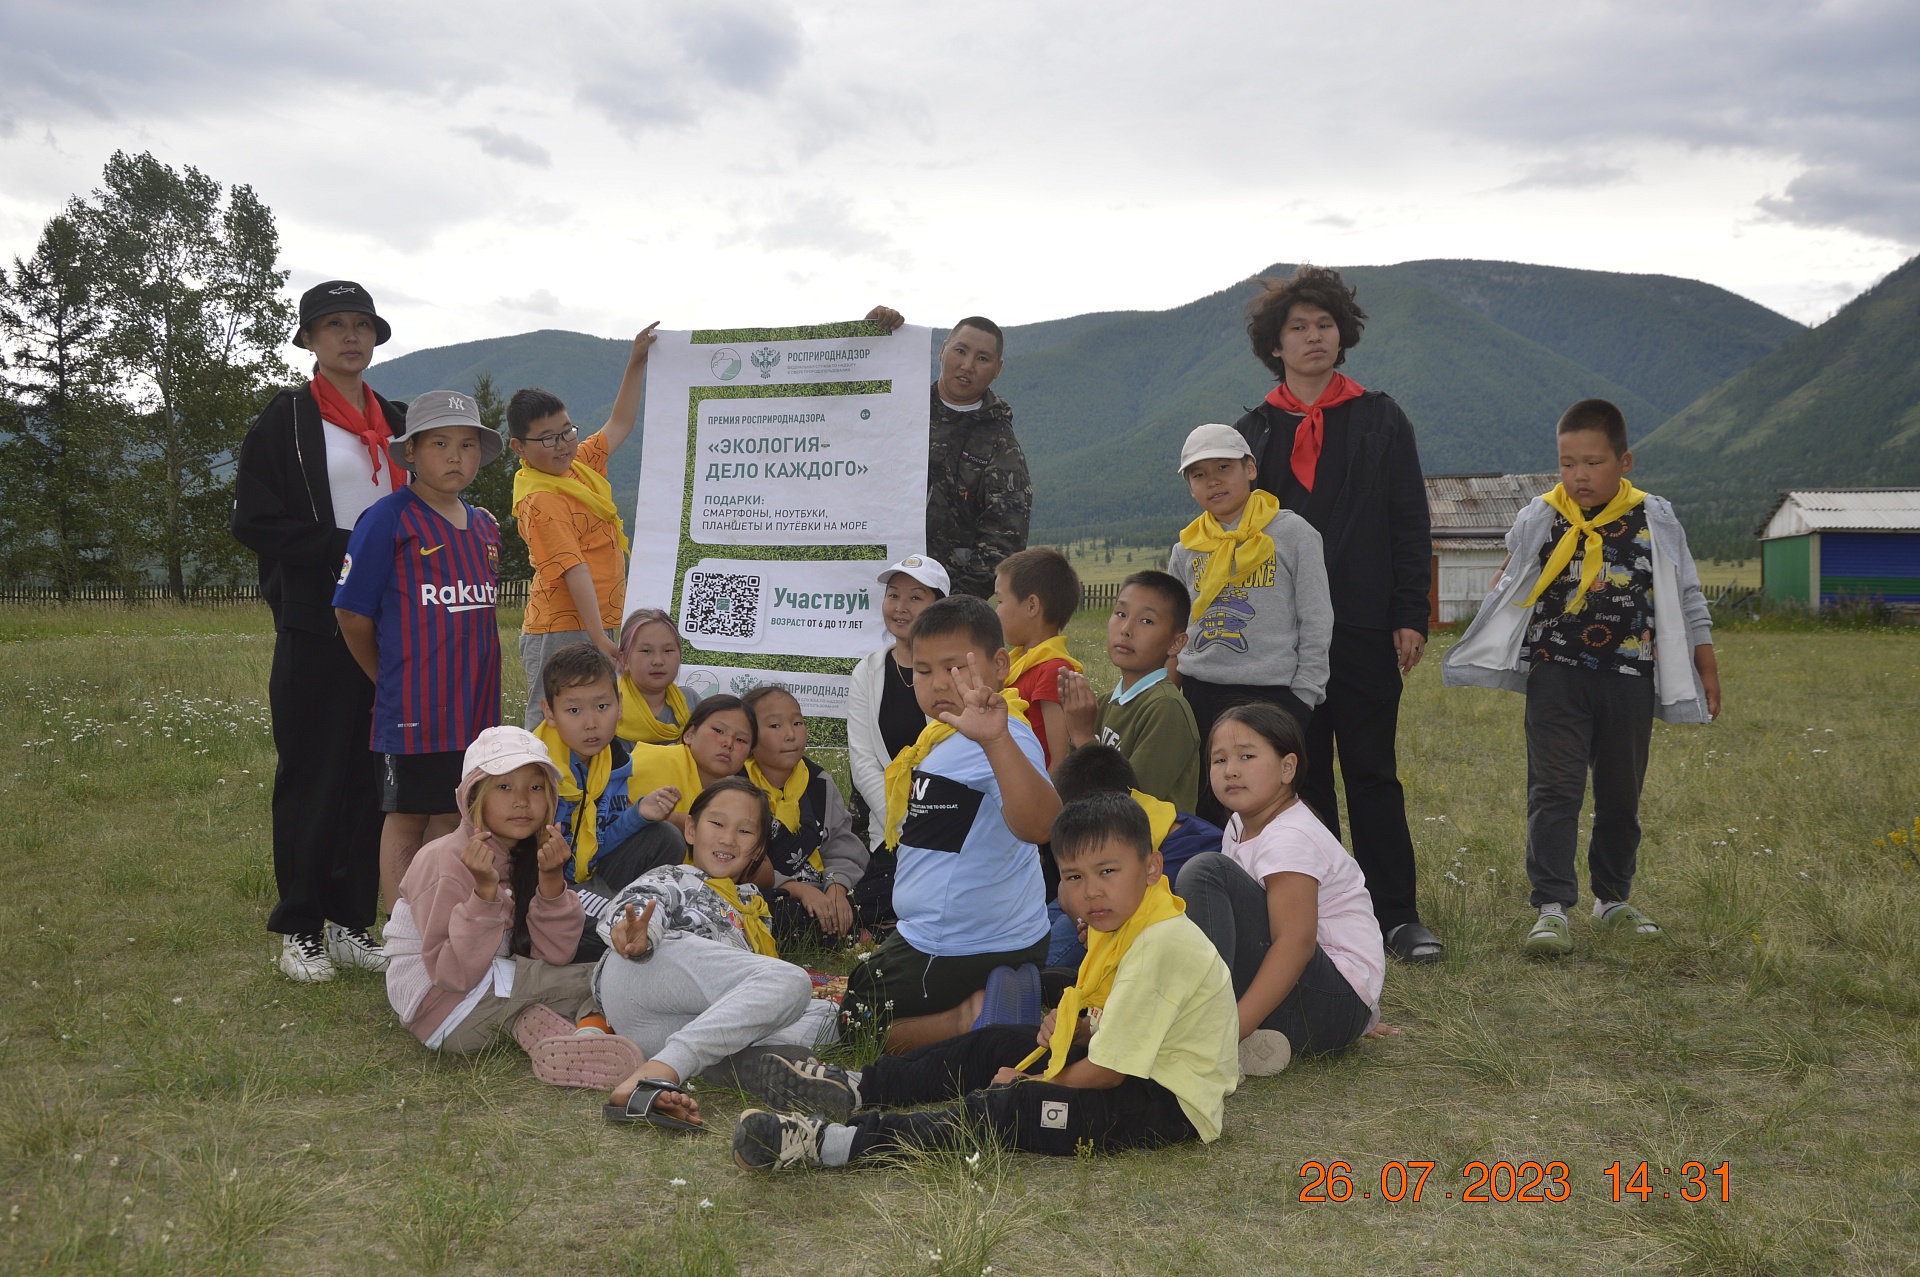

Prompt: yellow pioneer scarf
[705,876,778,957]
[1007,635,1084,684]
[534,721,614,883]
[626,742,702,814]
[882,688,1031,850]
[1130,789,1176,851]
[617,676,689,745]
[1019,876,1186,1078]
[1518,480,1648,615]
[513,459,630,553]
[746,758,825,873]
[1178,489,1281,621]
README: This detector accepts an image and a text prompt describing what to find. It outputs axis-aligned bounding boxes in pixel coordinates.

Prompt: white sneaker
[1239,1028,1293,1077]
[279,931,336,982]
[324,922,388,972]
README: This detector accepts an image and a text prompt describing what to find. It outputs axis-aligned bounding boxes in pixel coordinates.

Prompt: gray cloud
[454,124,551,167]
[495,288,560,315]
[672,3,801,92]
[1499,159,1634,192]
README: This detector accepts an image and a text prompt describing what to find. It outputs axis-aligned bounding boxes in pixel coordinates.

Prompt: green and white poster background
[625,321,933,742]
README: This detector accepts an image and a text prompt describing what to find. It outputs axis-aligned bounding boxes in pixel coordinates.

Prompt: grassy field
[4,604,1918,1275]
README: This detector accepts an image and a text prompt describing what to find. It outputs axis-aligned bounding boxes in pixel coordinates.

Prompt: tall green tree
[76,151,292,597]
[465,371,532,580]
[0,214,129,594]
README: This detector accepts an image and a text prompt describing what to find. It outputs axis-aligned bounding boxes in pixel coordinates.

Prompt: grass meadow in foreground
[1,604,1917,1275]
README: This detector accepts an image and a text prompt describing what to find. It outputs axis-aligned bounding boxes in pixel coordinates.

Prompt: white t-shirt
[938,396,984,413]
[1221,802,1385,1012]
[322,419,396,531]
[892,722,1050,957]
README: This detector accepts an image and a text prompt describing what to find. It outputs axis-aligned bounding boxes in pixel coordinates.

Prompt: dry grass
[2,604,1917,1274]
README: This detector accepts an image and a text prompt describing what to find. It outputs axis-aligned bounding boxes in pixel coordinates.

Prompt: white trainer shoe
[325,922,389,972]
[279,931,336,982]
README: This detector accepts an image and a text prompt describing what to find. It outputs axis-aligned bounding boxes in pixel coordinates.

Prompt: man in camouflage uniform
[867,308,1032,599]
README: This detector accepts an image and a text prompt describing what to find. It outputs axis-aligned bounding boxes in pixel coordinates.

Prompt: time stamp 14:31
[1296,1160,1733,1204]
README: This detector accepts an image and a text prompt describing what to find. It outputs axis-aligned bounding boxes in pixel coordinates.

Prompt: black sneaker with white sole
[278,931,335,982]
[325,922,389,972]
[732,1109,826,1171]
[741,1054,863,1124]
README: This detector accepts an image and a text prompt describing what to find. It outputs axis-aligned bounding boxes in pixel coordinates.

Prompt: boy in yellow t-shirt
[730,793,1239,1168]
[511,324,657,728]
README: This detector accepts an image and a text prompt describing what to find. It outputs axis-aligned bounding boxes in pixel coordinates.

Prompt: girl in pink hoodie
[383,726,644,1087]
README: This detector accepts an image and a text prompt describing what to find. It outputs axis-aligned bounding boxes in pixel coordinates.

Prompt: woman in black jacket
[1230,266,1443,964]
[231,281,405,982]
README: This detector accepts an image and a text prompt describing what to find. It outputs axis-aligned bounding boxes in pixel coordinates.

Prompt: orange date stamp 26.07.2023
[1296,1160,1733,1204]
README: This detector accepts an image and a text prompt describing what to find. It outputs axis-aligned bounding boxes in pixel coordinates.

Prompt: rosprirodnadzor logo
[419,580,499,613]
[710,348,742,381]
[750,347,781,379]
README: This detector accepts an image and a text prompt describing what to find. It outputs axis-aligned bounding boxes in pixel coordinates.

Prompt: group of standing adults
[234,265,1441,979]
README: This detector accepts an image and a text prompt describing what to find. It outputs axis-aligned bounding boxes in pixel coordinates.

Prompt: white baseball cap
[1177,423,1253,473]
[876,554,951,595]
[462,725,562,787]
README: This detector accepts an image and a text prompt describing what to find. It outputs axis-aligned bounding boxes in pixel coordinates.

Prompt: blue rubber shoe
[973,963,1042,1030]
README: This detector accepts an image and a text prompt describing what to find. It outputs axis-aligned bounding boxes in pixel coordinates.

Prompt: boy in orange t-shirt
[993,546,1083,768]
[511,325,657,728]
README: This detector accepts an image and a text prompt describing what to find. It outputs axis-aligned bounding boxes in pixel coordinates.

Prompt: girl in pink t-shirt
[1178,702,1385,1075]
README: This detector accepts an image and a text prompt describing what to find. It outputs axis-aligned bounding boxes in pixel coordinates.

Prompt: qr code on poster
[684,571,761,639]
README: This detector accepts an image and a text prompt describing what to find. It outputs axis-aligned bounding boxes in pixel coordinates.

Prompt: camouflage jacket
[926,386,1032,598]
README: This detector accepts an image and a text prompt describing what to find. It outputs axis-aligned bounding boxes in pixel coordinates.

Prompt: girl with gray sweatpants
[591,863,837,1081]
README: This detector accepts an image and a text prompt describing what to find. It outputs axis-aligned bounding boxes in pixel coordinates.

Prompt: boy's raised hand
[638,786,680,822]
[1058,669,1098,746]
[937,652,1010,743]
[628,322,661,365]
[610,900,655,959]
[461,833,500,900]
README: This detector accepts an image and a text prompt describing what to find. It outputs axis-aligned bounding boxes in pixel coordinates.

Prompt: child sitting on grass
[730,793,1239,1169]
[1058,569,1201,812]
[1180,704,1385,1077]
[740,685,873,945]
[381,727,644,1088]
[993,546,1083,769]
[334,390,505,918]
[1046,743,1223,969]
[597,778,839,1129]
[1443,398,1720,957]
[839,596,1060,1053]
[614,608,702,747]
[625,695,756,833]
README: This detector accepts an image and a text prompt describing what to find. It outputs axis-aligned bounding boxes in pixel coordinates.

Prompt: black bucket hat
[291,280,392,349]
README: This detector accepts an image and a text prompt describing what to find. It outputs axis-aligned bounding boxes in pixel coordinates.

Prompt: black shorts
[840,929,1050,1029]
[380,751,464,815]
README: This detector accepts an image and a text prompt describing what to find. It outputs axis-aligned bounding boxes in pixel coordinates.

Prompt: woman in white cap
[232,280,406,983]
[844,555,950,921]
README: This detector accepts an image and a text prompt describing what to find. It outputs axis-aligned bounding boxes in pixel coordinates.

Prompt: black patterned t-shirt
[1525,504,1655,675]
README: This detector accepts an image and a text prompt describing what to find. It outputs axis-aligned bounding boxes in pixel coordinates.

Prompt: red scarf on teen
[309,375,399,490]
[1266,373,1366,491]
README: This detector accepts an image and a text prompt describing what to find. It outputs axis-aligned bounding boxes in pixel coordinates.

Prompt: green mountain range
[373,258,1817,549]
[1635,253,1920,552]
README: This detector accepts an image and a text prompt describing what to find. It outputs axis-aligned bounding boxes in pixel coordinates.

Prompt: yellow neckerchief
[745,757,826,873]
[512,457,630,553]
[704,875,778,956]
[882,688,1032,849]
[1007,635,1083,684]
[1018,876,1186,1078]
[626,742,702,814]
[534,721,614,883]
[1518,480,1648,615]
[617,677,688,745]
[1130,789,1176,851]
[1179,489,1281,621]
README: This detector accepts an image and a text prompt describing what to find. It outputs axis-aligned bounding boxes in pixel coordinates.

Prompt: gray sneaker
[733,1109,826,1171]
[278,931,336,983]
[742,1054,863,1123]
[325,922,389,972]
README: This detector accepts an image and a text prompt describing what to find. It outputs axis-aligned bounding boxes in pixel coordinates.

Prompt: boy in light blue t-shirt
[840,596,1061,1054]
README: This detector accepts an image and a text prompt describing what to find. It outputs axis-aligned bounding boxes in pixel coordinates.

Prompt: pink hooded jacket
[382,761,584,1045]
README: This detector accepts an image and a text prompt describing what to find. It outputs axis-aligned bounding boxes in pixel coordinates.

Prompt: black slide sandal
[603,1077,705,1131]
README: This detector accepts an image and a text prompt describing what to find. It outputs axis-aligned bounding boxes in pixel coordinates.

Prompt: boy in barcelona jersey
[335,390,506,918]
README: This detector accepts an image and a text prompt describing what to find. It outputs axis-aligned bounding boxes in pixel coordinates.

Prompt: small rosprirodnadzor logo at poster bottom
[710,348,742,381]
[750,346,781,379]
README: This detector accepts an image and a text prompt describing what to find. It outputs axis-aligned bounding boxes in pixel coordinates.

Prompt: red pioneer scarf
[1266,373,1365,491]
[309,375,398,490]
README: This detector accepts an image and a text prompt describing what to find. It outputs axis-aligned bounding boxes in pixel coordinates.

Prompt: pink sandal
[529,1034,648,1090]
[510,1003,576,1054]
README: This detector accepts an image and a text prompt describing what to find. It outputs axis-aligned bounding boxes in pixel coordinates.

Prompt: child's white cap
[389,389,505,468]
[876,554,951,596]
[462,725,561,785]
[1177,423,1252,473]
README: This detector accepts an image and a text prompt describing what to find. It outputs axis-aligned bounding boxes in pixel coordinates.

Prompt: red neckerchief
[1266,373,1365,491]
[309,375,398,490]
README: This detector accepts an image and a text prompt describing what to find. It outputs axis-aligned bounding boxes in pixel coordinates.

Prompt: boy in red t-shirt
[993,547,1083,768]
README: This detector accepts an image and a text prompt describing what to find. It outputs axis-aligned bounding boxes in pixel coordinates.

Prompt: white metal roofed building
[1757,489,1920,607]
[1425,473,1557,623]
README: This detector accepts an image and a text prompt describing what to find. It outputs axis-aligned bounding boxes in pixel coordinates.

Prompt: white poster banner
[625,321,932,727]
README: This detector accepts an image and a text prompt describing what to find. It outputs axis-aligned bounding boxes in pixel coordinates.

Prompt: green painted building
[1758,490,1920,606]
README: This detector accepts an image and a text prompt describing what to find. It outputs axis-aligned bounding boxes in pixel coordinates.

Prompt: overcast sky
[3,0,1915,358]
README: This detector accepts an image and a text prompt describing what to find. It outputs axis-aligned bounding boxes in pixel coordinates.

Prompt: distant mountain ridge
[372,259,1810,546]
